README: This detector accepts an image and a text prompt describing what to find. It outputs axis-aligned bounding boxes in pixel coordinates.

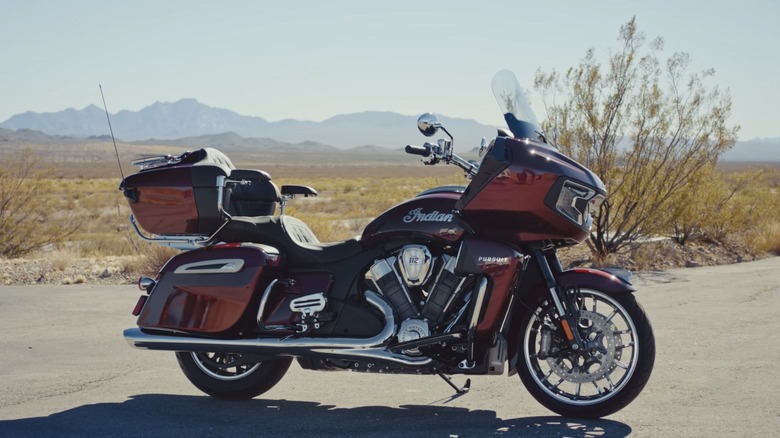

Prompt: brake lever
[423,156,440,166]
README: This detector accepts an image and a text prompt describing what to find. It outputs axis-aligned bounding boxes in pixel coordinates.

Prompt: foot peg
[437,372,471,395]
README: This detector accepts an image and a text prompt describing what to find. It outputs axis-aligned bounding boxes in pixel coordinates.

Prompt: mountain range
[0,99,498,149]
[1,99,778,161]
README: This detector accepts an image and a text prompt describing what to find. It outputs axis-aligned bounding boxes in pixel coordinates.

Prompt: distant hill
[0,99,499,149]
[133,132,338,151]
[721,137,780,162]
[3,102,778,160]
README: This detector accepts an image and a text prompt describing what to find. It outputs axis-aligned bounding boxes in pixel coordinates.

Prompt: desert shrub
[670,166,780,253]
[124,244,180,276]
[535,17,739,256]
[0,149,80,258]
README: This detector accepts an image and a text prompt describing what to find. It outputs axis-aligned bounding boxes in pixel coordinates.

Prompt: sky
[1,0,778,140]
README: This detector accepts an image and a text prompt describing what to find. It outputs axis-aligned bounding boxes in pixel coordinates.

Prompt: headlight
[554,181,605,230]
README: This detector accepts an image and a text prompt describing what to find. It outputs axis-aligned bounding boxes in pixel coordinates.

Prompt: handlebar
[405,144,431,157]
[406,141,479,178]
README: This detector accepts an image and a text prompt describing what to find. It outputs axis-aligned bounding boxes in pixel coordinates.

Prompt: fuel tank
[361,192,471,245]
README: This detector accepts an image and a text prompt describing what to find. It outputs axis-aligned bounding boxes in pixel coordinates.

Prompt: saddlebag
[136,243,280,334]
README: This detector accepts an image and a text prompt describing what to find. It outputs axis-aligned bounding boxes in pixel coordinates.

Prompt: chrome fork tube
[462,276,489,368]
[532,248,584,350]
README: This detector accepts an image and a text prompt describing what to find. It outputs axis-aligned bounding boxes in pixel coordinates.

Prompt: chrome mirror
[417,113,440,137]
[479,137,488,156]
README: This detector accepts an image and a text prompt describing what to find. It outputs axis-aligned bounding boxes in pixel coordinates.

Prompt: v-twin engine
[367,245,466,343]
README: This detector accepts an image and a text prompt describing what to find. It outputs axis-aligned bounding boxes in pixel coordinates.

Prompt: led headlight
[554,181,605,230]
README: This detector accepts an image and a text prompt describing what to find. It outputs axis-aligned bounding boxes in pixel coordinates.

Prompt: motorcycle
[121,70,654,418]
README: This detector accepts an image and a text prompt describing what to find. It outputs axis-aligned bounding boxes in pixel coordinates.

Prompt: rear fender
[506,268,635,375]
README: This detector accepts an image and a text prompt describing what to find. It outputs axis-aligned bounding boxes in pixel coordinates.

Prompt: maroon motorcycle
[122,70,654,418]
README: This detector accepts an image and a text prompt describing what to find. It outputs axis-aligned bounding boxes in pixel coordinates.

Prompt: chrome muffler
[123,291,432,367]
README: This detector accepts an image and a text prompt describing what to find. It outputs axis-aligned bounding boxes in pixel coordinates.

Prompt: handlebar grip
[405,144,431,157]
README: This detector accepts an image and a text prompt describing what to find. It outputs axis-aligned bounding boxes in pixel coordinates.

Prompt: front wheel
[517,289,655,418]
[175,352,292,400]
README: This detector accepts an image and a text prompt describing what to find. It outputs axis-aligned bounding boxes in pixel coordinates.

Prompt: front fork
[531,246,585,352]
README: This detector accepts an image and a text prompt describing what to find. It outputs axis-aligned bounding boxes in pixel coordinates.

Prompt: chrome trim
[257,280,290,331]
[290,293,327,314]
[123,291,433,366]
[216,175,227,214]
[397,245,433,286]
[131,154,181,170]
[368,258,394,279]
[129,213,234,250]
[173,258,245,274]
[138,276,156,291]
[465,277,490,364]
[469,277,490,334]
[499,294,516,334]
[129,214,210,249]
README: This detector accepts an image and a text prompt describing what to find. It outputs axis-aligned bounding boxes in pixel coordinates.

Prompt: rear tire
[175,352,292,400]
[517,290,655,418]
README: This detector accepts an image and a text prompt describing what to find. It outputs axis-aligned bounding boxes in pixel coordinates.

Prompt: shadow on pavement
[634,270,685,285]
[0,394,631,437]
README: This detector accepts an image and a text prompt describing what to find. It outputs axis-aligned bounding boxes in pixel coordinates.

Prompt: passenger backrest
[224,169,282,217]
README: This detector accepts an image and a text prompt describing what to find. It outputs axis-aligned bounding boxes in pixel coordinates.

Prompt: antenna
[99,84,124,180]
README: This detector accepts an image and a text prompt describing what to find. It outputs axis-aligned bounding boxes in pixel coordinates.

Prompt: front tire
[517,289,655,418]
[175,352,292,400]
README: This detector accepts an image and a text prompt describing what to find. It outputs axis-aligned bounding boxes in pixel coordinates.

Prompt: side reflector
[132,295,148,316]
[560,319,575,341]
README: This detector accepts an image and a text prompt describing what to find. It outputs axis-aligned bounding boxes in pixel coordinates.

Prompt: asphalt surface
[1,257,779,437]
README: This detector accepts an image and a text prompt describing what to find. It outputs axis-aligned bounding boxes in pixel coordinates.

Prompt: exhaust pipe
[124,291,432,367]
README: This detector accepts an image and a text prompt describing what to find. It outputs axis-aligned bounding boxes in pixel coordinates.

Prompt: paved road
[1,258,779,437]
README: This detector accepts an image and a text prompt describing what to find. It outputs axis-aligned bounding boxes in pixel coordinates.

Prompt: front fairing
[456,136,606,246]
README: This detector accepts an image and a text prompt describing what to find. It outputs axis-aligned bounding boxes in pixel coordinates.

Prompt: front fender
[506,268,635,375]
[557,267,635,293]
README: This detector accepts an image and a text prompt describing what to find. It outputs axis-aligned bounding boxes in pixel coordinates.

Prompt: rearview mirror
[417,113,440,137]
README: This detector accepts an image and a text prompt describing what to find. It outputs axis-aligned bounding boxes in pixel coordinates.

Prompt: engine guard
[506,267,636,375]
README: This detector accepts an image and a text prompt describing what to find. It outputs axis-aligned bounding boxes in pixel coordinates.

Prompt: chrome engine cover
[398,318,430,343]
[397,245,433,287]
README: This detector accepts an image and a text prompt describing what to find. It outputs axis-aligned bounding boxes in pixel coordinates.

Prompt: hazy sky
[1,0,777,140]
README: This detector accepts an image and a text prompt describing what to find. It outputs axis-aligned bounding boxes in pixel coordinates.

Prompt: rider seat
[215,215,362,266]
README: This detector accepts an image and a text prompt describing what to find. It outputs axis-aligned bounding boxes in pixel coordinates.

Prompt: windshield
[491,70,544,142]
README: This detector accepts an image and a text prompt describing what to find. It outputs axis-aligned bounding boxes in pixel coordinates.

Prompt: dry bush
[763,222,780,255]
[47,249,76,271]
[536,17,738,256]
[667,165,780,256]
[0,150,81,258]
[124,244,180,276]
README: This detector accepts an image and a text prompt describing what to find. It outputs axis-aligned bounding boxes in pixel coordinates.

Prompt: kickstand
[437,372,471,395]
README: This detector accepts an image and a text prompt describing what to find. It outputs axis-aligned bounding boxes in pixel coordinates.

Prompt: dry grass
[123,245,180,276]
[48,249,76,271]
[751,221,780,255]
[3,159,777,268]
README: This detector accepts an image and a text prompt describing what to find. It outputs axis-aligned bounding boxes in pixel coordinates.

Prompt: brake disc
[546,309,620,383]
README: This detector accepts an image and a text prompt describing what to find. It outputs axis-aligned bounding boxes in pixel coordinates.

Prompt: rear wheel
[517,289,655,418]
[175,352,292,400]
